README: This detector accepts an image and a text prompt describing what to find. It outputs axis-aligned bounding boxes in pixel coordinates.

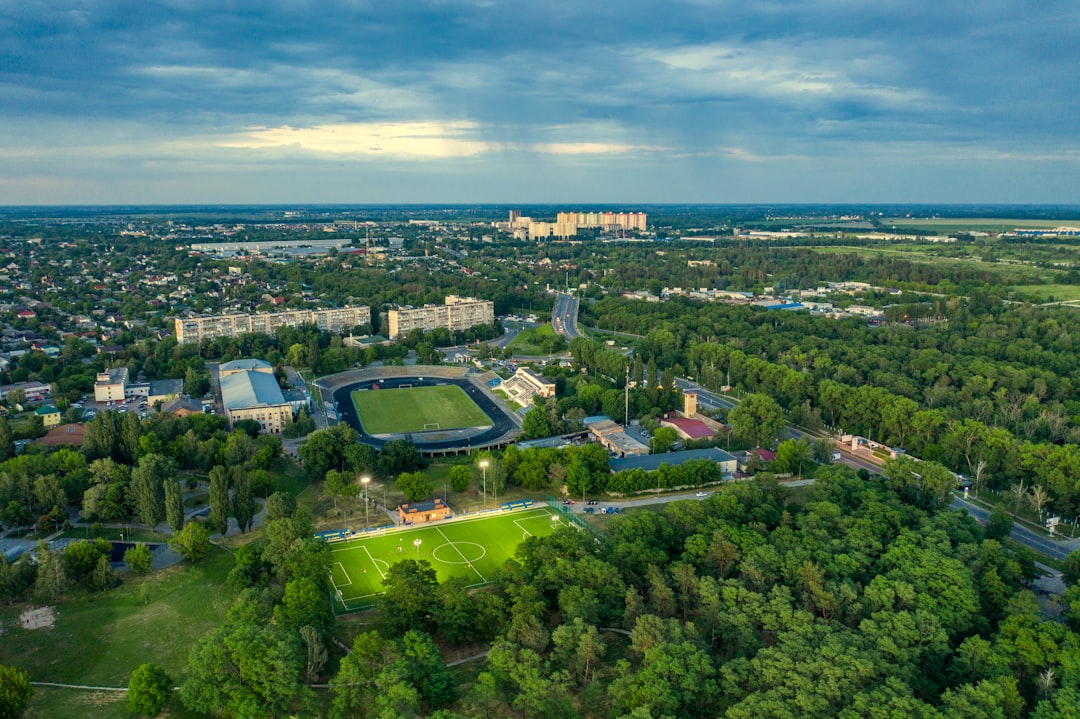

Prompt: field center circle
[432,541,487,564]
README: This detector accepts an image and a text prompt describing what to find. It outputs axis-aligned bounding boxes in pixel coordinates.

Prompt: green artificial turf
[329,507,563,610]
[351,384,491,435]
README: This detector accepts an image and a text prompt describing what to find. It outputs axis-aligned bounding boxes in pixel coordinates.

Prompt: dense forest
[182,466,1080,717]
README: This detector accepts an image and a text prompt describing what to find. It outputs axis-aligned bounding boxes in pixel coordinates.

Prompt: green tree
[208,466,229,534]
[180,622,313,718]
[400,630,458,709]
[124,543,153,574]
[0,663,32,719]
[33,543,68,602]
[380,560,439,635]
[264,491,297,522]
[775,438,812,476]
[275,576,333,636]
[449,465,472,493]
[164,477,184,533]
[397,472,432,503]
[986,503,1014,542]
[232,471,255,533]
[650,426,678,454]
[522,406,551,440]
[170,522,211,562]
[0,417,13,462]
[728,393,785,449]
[128,663,171,717]
[130,453,173,529]
[1063,549,1080,586]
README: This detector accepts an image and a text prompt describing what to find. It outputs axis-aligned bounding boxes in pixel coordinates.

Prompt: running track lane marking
[435,526,487,583]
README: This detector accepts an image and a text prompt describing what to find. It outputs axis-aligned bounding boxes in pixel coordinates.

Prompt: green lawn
[506,324,566,355]
[329,507,562,611]
[0,547,235,717]
[351,384,491,435]
[1009,284,1080,302]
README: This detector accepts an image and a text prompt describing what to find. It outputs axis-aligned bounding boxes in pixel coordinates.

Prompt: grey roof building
[220,370,292,434]
[609,447,738,475]
[220,358,273,376]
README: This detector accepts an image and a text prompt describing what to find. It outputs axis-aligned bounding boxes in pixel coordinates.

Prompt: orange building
[397,498,452,525]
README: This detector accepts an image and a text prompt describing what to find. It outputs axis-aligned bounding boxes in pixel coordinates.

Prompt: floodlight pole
[480,459,489,509]
[361,475,371,529]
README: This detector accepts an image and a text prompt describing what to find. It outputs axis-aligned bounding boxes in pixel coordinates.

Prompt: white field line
[362,545,386,581]
[333,561,352,587]
[435,526,487,583]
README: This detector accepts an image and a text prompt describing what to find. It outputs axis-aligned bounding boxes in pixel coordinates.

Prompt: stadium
[317,365,520,455]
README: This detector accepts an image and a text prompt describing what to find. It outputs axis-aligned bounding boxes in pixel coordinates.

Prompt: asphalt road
[949,495,1080,561]
[552,292,582,340]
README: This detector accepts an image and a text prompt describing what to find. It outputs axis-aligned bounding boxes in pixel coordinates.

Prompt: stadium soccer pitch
[328,508,565,611]
[351,384,492,435]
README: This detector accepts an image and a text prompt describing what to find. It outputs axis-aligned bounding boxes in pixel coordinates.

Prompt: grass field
[0,547,235,719]
[1009,284,1080,302]
[506,324,566,355]
[351,384,491,435]
[329,507,565,610]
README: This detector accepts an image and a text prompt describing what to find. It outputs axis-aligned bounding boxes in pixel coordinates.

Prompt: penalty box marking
[333,562,353,587]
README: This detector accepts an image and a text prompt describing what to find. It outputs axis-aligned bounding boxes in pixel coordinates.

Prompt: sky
[1,1,1078,205]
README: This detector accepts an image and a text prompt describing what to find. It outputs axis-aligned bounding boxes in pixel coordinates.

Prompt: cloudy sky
[1,1,1078,204]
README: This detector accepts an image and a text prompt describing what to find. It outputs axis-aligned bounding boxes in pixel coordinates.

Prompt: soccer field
[329,508,565,611]
[351,384,493,434]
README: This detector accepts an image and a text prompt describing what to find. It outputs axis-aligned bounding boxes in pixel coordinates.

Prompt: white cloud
[641,40,929,107]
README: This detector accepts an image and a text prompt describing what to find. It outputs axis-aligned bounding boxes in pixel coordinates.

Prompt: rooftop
[610,447,737,474]
[662,416,715,440]
[220,358,273,372]
[221,370,287,411]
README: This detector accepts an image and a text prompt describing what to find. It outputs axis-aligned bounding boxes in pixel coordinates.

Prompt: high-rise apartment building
[175,306,371,344]
[386,296,495,339]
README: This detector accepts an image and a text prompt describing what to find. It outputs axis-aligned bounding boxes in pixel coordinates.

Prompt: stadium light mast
[479,459,489,508]
[361,476,371,529]
[625,364,630,426]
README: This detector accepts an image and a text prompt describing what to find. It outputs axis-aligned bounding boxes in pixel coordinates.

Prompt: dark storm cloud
[0,0,1077,202]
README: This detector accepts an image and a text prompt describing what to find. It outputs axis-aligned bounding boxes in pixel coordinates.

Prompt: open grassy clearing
[882,217,1076,233]
[329,507,563,611]
[1008,284,1080,301]
[1,546,235,719]
[23,686,203,719]
[352,384,491,435]
[807,245,1062,280]
[506,323,565,355]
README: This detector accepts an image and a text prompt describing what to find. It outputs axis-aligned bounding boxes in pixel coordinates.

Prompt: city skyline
[2,1,1077,205]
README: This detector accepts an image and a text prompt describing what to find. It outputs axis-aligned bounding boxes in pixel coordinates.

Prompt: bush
[128,663,171,716]
[124,543,153,574]
[0,663,32,719]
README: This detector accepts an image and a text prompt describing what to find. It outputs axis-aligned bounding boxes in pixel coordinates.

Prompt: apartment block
[174,306,371,344]
[386,295,494,339]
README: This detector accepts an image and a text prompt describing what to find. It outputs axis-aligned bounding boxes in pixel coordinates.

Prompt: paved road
[552,292,582,340]
[949,495,1080,561]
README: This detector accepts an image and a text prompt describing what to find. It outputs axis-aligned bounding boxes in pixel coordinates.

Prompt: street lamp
[479,459,489,508]
[361,476,371,530]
